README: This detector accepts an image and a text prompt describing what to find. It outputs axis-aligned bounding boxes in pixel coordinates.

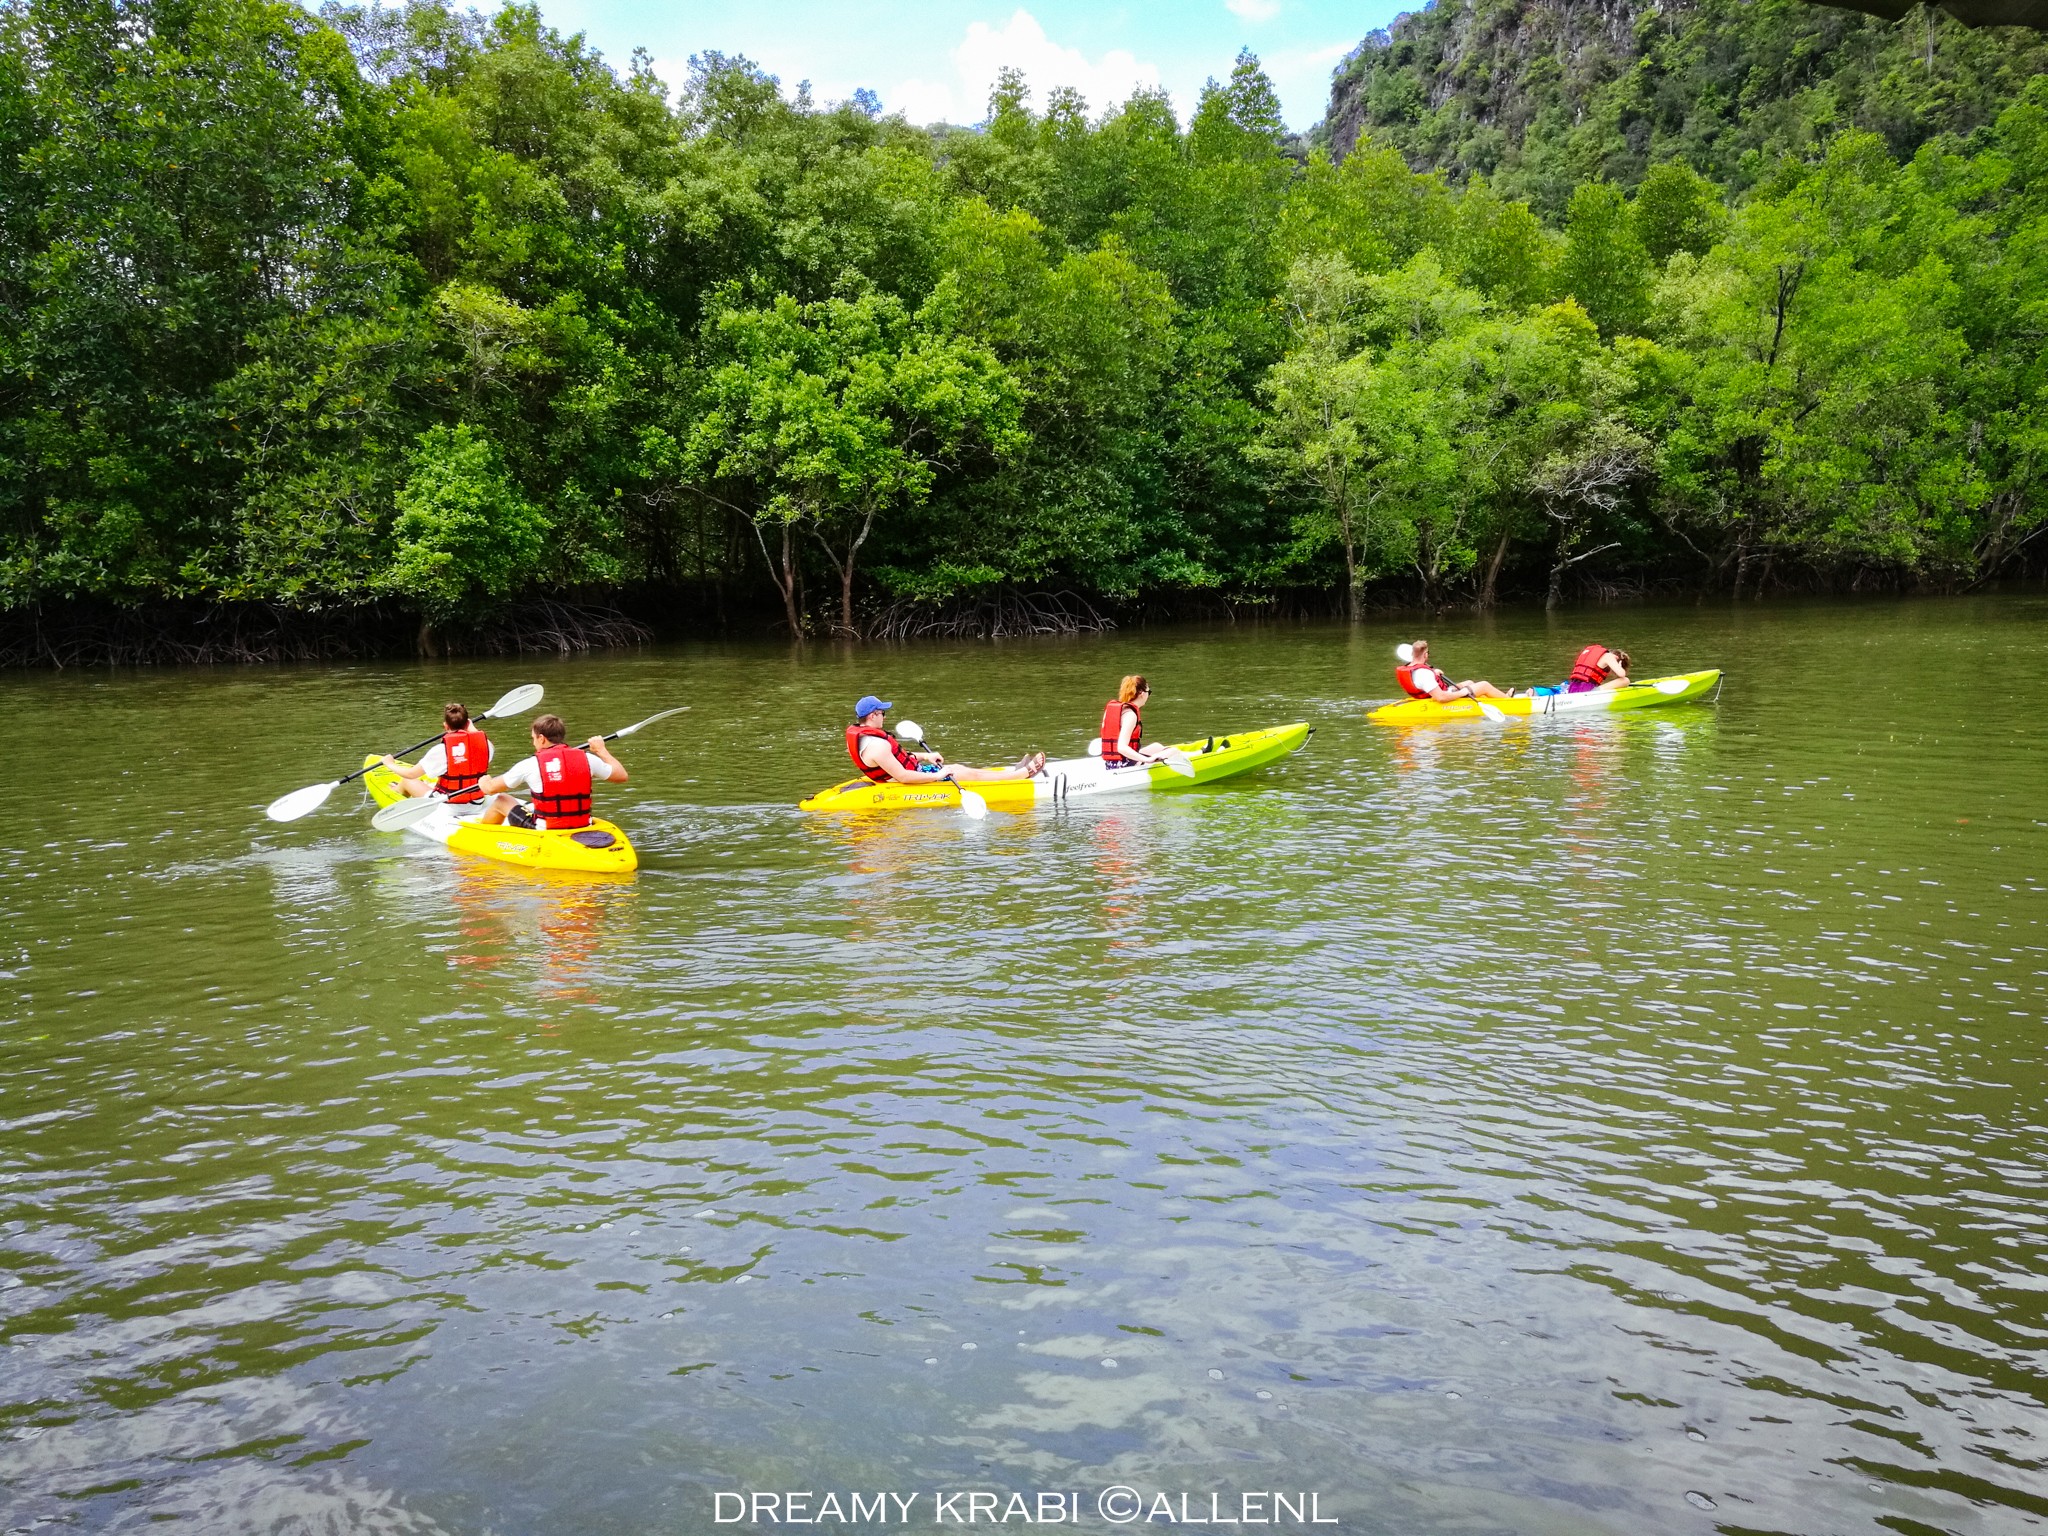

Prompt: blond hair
[1117,674,1149,705]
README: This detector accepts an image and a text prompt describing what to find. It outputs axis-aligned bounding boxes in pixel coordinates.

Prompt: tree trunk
[1480,525,1512,609]
[1339,501,1360,622]
[416,617,438,658]
[840,563,856,637]
[780,525,803,635]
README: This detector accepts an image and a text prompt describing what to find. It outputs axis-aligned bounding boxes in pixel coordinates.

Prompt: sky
[507,1,1409,132]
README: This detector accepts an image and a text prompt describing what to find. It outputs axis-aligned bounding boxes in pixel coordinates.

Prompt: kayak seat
[570,830,617,849]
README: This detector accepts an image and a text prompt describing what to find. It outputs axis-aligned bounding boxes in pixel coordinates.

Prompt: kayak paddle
[892,722,988,821]
[371,705,690,832]
[1084,735,1195,776]
[1476,700,1508,723]
[1651,676,1690,694]
[264,683,545,823]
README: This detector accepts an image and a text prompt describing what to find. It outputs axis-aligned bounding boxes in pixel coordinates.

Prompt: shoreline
[1,579,2022,670]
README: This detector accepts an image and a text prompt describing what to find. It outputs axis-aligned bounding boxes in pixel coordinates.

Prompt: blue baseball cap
[854,695,891,719]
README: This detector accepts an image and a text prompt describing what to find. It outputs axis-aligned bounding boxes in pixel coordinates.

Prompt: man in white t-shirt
[476,713,629,830]
[1394,640,1509,702]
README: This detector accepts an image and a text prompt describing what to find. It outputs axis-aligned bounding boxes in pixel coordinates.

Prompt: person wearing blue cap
[845,697,1043,785]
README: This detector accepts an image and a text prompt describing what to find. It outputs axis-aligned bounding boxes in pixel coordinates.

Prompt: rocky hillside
[1318,0,2048,215]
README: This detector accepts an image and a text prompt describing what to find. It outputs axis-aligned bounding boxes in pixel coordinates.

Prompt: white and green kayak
[800,722,1313,813]
[1369,669,1722,724]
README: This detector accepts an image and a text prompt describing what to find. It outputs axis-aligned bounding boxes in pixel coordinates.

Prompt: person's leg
[399,777,431,798]
[948,759,1040,782]
[480,793,516,826]
[1469,680,1509,699]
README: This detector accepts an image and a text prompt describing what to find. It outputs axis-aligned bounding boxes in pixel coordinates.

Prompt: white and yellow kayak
[799,722,1313,813]
[1368,670,1722,725]
[360,755,637,874]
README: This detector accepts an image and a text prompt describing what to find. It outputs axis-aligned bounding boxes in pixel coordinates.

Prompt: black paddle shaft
[339,694,551,787]
[336,730,444,788]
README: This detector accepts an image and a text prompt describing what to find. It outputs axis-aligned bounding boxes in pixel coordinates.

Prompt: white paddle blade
[372,795,450,832]
[1085,738,1103,757]
[614,705,690,738]
[894,719,925,742]
[485,683,544,719]
[957,786,989,820]
[1163,749,1197,779]
[1652,676,1690,695]
[1477,700,1508,723]
[265,782,336,822]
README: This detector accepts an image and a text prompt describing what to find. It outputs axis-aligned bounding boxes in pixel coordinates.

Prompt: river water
[3,597,2046,1535]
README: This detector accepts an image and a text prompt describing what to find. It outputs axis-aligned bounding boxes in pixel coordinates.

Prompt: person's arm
[383,742,440,780]
[479,758,530,797]
[585,737,627,787]
[1117,708,1141,761]
[1604,651,1630,683]
[861,738,929,784]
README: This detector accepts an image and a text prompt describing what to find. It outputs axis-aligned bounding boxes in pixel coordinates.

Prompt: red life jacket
[531,743,593,829]
[1395,664,1437,699]
[1569,645,1611,687]
[847,724,920,783]
[434,728,490,804]
[1100,699,1142,764]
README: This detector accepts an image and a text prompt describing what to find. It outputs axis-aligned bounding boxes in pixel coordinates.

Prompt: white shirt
[417,738,494,779]
[499,750,614,794]
[1412,665,1450,694]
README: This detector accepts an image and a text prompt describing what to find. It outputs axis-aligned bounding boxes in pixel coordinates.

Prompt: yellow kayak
[361,755,637,874]
[800,722,1313,812]
[1368,669,1722,724]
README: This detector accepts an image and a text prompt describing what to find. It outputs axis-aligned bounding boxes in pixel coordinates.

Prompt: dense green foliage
[1,0,2045,644]
[1321,0,2048,217]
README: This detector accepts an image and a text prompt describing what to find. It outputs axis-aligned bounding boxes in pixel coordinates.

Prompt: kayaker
[1565,644,1632,692]
[1394,641,1508,702]
[381,702,493,804]
[1100,675,1172,768]
[474,714,629,830]
[847,696,1043,784]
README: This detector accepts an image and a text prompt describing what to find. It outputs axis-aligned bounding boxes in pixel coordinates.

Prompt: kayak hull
[1368,669,1722,724]
[361,755,638,874]
[799,722,1313,812]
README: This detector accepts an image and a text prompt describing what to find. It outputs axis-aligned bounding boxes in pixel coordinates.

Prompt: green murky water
[4,597,2047,1535]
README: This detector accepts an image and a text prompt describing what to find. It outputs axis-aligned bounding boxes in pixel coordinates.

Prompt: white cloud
[891,9,1164,125]
[1226,0,1283,21]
